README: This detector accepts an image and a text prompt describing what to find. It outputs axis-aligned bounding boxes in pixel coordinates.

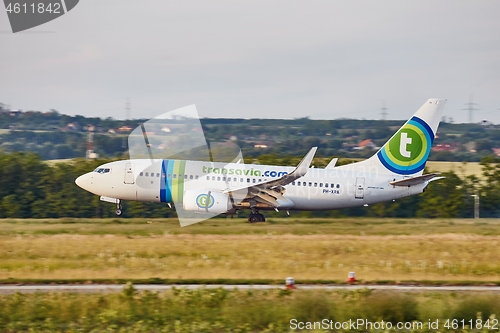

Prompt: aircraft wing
[223,147,317,207]
[390,173,443,187]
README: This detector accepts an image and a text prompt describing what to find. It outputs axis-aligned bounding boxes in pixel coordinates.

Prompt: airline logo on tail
[377,116,434,175]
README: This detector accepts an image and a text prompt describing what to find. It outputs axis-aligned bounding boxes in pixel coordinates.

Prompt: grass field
[43,158,75,166]
[1,218,500,283]
[2,287,500,332]
[426,161,483,177]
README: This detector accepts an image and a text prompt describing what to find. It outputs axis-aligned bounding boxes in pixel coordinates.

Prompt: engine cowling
[183,190,232,214]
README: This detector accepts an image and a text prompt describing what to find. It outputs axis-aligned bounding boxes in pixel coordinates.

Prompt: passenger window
[195,175,199,179]
[151,173,155,178]
[240,178,243,182]
[314,183,317,187]
[303,182,306,186]
[168,174,171,178]
[173,174,176,178]
[145,172,149,176]
[336,184,340,189]
[247,178,250,183]
[253,179,256,183]
[156,173,159,177]
[234,177,237,182]
[190,175,193,179]
[319,183,323,187]
[217,177,221,181]
[161,173,165,178]
[325,183,328,188]
[331,184,334,188]
[292,182,295,185]
[212,176,215,181]
[140,172,143,176]
[297,182,300,186]
[206,176,210,180]
[222,177,226,181]
[308,182,312,187]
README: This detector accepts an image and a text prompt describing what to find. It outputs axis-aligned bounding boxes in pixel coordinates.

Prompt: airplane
[75,98,446,224]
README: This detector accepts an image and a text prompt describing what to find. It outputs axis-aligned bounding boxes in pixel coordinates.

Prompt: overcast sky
[1,1,499,123]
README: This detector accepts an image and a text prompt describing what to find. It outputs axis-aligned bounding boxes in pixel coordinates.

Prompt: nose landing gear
[115,200,123,216]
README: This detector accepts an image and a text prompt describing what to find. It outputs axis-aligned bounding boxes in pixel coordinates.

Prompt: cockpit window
[94,168,111,174]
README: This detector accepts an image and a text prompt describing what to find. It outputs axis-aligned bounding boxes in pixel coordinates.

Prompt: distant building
[356,139,377,151]
[431,142,460,152]
[341,142,356,151]
[60,122,80,132]
[118,125,133,133]
[254,144,268,149]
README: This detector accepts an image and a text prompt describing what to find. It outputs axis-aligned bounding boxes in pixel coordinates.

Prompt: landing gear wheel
[115,200,123,216]
[248,213,266,223]
[248,204,266,223]
[248,214,260,223]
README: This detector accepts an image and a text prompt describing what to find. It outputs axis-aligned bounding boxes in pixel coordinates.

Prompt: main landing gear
[115,199,123,216]
[248,208,266,223]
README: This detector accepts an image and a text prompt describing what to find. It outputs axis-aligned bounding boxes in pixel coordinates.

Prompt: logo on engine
[196,193,215,209]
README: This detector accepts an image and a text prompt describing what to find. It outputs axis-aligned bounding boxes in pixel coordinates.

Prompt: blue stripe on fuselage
[160,160,172,202]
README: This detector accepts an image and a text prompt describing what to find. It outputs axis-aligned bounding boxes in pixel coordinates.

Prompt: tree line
[3,107,500,162]
[0,151,499,219]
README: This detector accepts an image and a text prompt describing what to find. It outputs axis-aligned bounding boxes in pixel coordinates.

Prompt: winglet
[273,147,317,186]
[325,158,338,169]
[294,147,317,177]
[223,147,317,194]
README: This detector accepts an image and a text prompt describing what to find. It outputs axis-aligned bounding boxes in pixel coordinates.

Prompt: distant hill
[1,105,500,161]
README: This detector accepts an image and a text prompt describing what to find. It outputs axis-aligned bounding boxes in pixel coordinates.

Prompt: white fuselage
[75,158,426,211]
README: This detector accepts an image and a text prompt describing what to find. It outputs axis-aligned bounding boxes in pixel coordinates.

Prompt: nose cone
[75,173,92,192]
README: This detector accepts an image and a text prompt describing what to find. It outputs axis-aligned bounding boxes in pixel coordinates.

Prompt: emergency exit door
[124,163,135,184]
[355,177,365,199]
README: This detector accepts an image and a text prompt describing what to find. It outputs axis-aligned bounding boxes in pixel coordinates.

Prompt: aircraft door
[355,177,365,199]
[124,163,135,184]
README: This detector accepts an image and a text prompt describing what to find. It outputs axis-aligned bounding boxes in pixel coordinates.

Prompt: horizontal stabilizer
[390,173,444,187]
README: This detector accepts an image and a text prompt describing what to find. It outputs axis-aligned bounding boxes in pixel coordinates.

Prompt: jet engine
[183,190,233,214]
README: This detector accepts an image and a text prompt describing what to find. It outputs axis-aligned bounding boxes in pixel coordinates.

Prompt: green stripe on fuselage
[172,160,186,203]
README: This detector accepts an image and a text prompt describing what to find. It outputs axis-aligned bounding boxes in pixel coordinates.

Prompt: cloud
[0,0,499,123]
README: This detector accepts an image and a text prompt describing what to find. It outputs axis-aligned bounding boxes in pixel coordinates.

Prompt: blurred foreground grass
[1,218,500,282]
[2,217,500,236]
[1,287,500,332]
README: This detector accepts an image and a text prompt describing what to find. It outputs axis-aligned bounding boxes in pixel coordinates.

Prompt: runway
[1,284,500,294]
